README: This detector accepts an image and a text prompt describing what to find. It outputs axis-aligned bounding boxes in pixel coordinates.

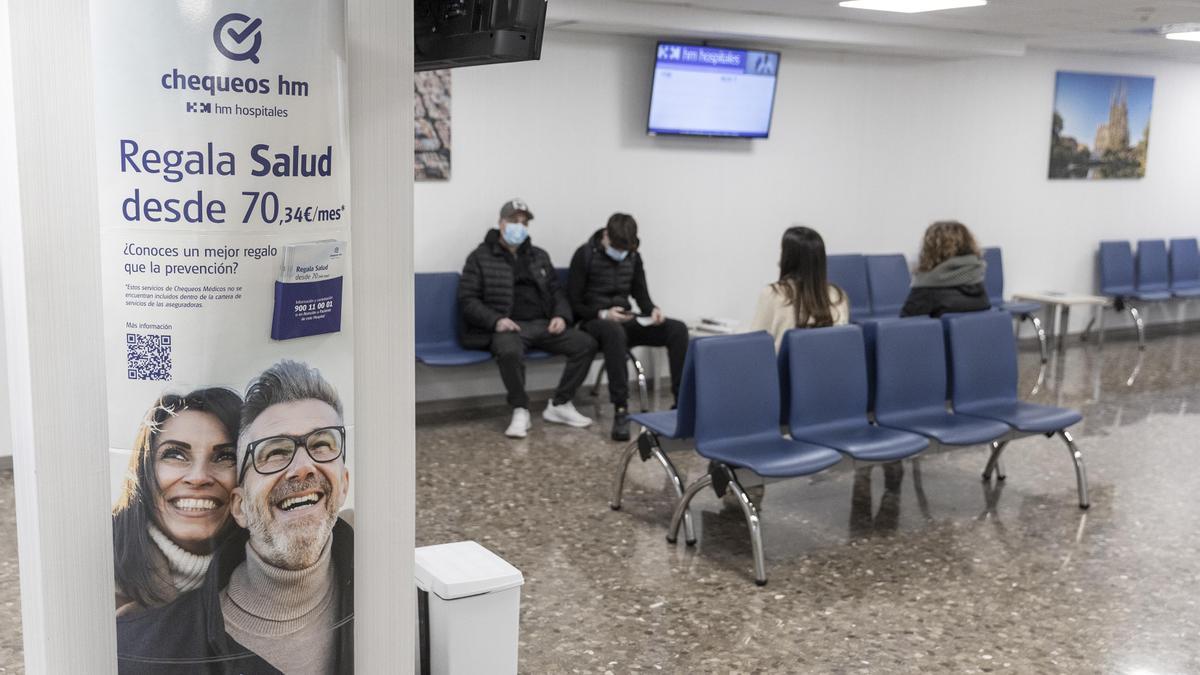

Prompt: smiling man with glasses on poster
[116,359,354,674]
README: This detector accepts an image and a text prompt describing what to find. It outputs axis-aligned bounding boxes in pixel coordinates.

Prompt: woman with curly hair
[900,220,992,317]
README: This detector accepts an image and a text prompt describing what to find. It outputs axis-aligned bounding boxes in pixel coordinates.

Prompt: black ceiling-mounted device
[415,0,548,72]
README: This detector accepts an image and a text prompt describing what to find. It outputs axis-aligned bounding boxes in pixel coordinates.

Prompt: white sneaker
[542,400,593,428]
[505,408,531,438]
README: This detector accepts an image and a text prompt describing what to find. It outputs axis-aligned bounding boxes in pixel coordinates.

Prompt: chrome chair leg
[648,444,695,544]
[1058,429,1090,509]
[629,351,649,412]
[721,465,768,586]
[983,440,1009,481]
[609,437,642,511]
[1129,305,1146,350]
[1027,314,1048,364]
[667,473,712,545]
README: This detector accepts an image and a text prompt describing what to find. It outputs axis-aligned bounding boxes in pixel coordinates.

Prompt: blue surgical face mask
[502,222,528,246]
[605,245,629,262]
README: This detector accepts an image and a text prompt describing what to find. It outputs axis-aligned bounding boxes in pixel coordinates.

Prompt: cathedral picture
[1049,71,1154,179]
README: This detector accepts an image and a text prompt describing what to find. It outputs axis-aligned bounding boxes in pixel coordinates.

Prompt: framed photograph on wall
[415,70,451,181]
[1049,70,1154,179]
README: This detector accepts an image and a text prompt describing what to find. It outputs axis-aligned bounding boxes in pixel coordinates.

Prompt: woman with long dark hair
[751,225,849,349]
[899,220,991,317]
[112,387,242,616]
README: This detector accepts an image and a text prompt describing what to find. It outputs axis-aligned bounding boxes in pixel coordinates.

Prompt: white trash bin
[415,541,525,675]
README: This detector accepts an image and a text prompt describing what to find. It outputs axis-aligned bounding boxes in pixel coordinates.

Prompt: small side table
[1011,292,1110,353]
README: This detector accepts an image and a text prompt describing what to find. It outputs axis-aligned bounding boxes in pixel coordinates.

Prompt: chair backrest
[943,311,1017,408]
[414,272,462,345]
[873,317,948,418]
[865,254,911,317]
[1169,238,1200,288]
[1135,239,1170,292]
[692,332,782,444]
[671,340,700,438]
[826,254,871,321]
[1098,240,1135,296]
[981,247,1004,305]
[782,325,868,433]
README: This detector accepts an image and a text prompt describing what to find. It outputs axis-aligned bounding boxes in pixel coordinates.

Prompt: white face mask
[502,222,528,246]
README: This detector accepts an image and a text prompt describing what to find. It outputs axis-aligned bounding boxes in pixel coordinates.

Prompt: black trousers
[489,320,598,409]
[581,317,689,407]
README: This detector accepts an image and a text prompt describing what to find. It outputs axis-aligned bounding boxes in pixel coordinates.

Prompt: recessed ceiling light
[839,0,987,13]
[1162,23,1200,41]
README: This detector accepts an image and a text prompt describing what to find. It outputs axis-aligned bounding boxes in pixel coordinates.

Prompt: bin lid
[414,541,525,600]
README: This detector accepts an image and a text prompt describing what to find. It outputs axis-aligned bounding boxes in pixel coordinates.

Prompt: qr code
[126,334,172,381]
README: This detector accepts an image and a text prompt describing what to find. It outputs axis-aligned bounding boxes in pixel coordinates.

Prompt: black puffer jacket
[900,284,991,317]
[900,255,991,318]
[458,229,571,348]
[567,229,655,322]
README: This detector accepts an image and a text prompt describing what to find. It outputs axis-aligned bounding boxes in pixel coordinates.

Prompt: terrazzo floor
[414,332,1200,673]
[2,330,1199,673]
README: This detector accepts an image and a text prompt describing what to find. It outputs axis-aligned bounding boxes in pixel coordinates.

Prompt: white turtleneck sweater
[147,523,211,594]
[219,536,340,675]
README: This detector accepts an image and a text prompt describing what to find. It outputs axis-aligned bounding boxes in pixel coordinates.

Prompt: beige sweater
[749,283,850,350]
[220,537,340,675]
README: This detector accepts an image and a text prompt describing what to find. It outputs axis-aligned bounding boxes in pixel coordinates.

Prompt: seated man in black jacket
[568,213,689,441]
[459,198,598,438]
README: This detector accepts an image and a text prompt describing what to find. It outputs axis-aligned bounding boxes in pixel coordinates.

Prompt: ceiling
[549,0,1200,61]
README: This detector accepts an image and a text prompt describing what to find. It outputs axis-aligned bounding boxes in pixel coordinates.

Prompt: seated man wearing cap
[459,198,598,438]
[568,212,689,441]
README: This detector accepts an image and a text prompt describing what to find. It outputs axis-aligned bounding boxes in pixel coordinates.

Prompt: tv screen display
[647,42,780,138]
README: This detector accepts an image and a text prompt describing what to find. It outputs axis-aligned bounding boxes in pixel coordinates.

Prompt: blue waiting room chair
[414,272,494,366]
[864,254,911,318]
[413,270,565,364]
[781,325,928,463]
[982,247,1048,363]
[609,341,699,543]
[943,311,1090,509]
[1169,238,1200,298]
[665,331,843,585]
[826,254,872,322]
[1098,240,1166,350]
[872,317,1012,462]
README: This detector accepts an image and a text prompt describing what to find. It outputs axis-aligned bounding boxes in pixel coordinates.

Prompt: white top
[749,283,850,350]
[415,541,525,600]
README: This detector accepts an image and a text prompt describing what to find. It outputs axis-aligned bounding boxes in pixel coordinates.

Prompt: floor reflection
[409,327,1200,672]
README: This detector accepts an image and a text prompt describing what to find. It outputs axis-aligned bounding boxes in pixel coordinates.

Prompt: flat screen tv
[647,42,780,138]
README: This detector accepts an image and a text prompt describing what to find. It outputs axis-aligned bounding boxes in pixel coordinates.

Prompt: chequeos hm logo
[213,13,263,64]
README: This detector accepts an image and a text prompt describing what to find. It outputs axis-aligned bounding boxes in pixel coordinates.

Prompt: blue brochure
[271,240,347,340]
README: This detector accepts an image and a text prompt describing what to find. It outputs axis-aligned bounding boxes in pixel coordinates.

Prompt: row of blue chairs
[827,248,1048,362]
[414,270,651,410]
[1098,238,1200,349]
[610,311,1088,585]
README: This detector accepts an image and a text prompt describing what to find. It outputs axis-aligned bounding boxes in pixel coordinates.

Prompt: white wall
[414,31,1200,400]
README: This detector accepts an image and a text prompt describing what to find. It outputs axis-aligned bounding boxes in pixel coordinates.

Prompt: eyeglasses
[240,426,346,481]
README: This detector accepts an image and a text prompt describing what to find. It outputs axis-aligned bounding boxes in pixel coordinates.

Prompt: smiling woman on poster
[112,388,243,616]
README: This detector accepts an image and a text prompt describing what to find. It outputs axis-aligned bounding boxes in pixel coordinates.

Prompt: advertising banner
[92,2,356,671]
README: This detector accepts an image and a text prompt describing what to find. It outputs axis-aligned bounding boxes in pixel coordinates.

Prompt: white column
[347,0,417,672]
[3,0,416,669]
[1,0,118,671]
